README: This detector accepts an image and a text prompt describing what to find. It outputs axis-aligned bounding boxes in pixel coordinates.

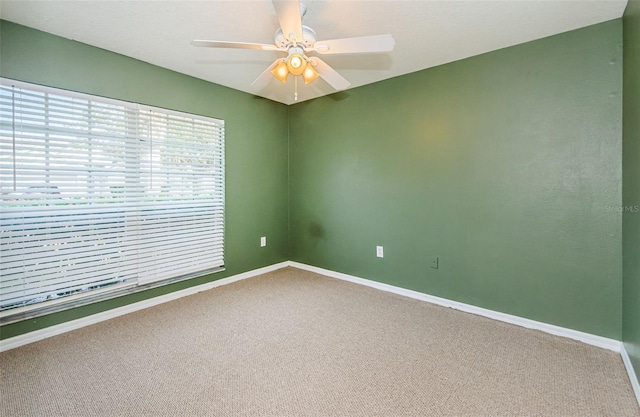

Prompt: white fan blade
[315,34,395,55]
[273,0,303,41]
[252,60,280,89]
[192,40,278,51]
[311,58,351,91]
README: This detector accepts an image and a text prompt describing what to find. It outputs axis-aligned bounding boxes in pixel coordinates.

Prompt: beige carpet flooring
[1,267,639,416]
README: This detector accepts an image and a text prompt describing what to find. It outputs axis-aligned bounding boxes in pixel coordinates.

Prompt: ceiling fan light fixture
[271,60,289,83]
[287,53,306,76]
[193,1,394,95]
[302,64,320,85]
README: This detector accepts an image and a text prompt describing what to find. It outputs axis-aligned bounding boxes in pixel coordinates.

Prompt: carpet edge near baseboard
[288,261,640,409]
[0,261,290,353]
[288,262,622,352]
[621,344,640,407]
[2,260,638,409]
[0,261,624,353]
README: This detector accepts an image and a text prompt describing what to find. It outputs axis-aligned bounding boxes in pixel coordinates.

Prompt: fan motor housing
[274,25,317,49]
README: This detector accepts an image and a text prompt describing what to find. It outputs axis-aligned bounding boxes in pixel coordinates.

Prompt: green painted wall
[0,21,290,339]
[289,21,623,339]
[623,0,640,383]
[0,18,629,343]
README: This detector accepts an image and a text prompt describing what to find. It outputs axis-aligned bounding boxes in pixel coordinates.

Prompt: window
[0,79,225,314]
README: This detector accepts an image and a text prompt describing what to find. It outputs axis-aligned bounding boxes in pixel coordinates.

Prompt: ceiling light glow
[271,60,289,83]
[290,56,303,69]
[302,65,320,85]
[287,54,306,75]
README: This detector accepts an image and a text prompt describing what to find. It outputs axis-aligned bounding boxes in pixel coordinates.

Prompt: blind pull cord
[11,86,16,191]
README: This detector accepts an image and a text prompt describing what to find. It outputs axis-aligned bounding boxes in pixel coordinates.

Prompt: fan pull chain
[294,76,298,101]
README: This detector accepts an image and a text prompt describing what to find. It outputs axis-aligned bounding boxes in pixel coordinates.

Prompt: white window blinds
[0,79,225,312]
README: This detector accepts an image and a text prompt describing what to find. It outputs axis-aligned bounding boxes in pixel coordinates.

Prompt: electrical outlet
[260,236,266,247]
[430,256,439,269]
[376,246,384,258]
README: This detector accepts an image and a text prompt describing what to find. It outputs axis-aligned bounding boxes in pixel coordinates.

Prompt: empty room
[1,0,639,415]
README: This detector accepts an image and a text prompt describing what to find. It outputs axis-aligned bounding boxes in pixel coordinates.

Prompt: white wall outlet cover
[376,246,384,258]
[260,237,266,247]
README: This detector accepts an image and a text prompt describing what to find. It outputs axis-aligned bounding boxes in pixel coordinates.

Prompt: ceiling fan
[192,0,395,100]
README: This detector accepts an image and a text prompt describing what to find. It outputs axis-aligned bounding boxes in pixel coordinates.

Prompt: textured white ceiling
[0,0,628,105]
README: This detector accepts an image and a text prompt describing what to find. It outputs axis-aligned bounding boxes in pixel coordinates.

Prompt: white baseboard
[288,261,622,353]
[621,344,640,408]
[0,261,290,353]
